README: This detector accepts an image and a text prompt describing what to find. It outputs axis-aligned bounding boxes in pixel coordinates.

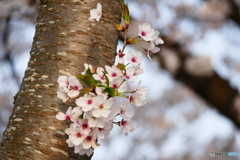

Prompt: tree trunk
[0,0,122,159]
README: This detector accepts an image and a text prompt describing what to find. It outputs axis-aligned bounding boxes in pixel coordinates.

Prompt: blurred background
[1,0,240,159]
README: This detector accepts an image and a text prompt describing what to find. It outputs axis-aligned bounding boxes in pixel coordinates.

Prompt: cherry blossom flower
[133,65,144,76]
[151,30,164,45]
[136,86,148,98]
[120,105,134,121]
[129,92,147,107]
[56,106,73,121]
[124,66,138,82]
[57,90,69,103]
[82,133,98,149]
[57,76,70,92]
[73,119,91,135]
[67,76,82,98]
[116,52,125,64]
[105,65,123,80]
[93,67,105,82]
[92,95,113,118]
[127,50,142,65]
[120,120,135,133]
[78,148,94,156]
[96,122,113,139]
[138,22,155,41]
[66,139,75,147]
[68,127,87,145]
[146,43,160,60]
[81,63,95,75]
[75,94,95,112]
[85,112,105,128]
[74,145,94,156]
[95,87,108,99]
[71,107,83,122]
[89,3,102,22]
[109,78,127,93]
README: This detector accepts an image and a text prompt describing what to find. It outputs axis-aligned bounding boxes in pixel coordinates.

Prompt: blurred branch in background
[0,0,38,139]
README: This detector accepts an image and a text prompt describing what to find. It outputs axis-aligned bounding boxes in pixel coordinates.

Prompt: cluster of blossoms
[56,2,163,156]
[138,23,164,60]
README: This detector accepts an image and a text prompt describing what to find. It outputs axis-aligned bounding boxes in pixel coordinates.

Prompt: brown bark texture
[0,0,122,159]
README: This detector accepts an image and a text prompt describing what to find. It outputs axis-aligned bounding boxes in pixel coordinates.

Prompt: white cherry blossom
[129,92,147,107]
[68,127,87,145]
[133,65,144,76]
[73,119,91,135]
[89,3,102,22]
[109,78,127,93]
[81,63,94,75]
[96,122,113,139]
[138,22,155,41]
[120,120,135,133]
[75,94,95,112]
[147,43,160,60]
[116,52,125,64]
[120,104,134,121]
[127,50,142,65]
[85,112,105,128]
[82,133,98,149]
[93,67,105,83]
[67,76,82,98]
[92,95,113,118]
[151,30,164,45]
[95,87,108,99]
[125,66,138,82]
[56,106,73,121]
[57,76,69,92]
[57,90,69,103]
[105,65,123,80]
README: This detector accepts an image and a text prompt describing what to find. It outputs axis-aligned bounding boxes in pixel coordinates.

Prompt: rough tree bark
[0,0,122,159]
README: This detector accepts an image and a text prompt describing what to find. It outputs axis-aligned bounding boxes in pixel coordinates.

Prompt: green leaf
[77,68,99,87]
[104,87,115,97]
[97,84,107,88]
[121,3,130,27]
[104,74,110,87]
[78,113,84,119]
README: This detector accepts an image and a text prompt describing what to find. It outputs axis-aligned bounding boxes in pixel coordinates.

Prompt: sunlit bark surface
[0,0,122,159]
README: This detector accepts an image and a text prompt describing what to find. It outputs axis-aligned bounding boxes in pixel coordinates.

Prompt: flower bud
[121,3,130,29]
[127,38,136,44]
[116,24,125,32]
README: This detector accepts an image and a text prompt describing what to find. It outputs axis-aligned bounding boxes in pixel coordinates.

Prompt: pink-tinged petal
[67,90,79,98]
[57,76,68,86]
[82,140,92,149]
[73,137,84,146]
[97,2,102,11]
[92,109,101,118]
[74,145,83,153]
[66,139,75,147]
[75,97,86,107]
[100,109,110,118]
[154,38,164,45]
[72,107,83,115]
[146,52,153,61]
[69,76,82,88]
[88,118,97,127]
[57,91,69,102]
[96,119,105,128]
[56,112,66,120]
